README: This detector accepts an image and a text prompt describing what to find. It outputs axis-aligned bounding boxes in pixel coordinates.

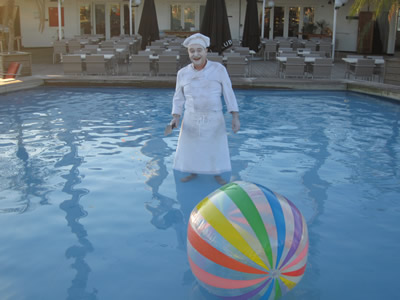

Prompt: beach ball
[187,181,308,300]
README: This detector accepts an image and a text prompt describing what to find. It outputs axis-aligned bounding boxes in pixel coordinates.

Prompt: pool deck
[1,47,400,102]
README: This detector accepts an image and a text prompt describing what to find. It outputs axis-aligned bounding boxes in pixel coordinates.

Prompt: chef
[170,33,240,184]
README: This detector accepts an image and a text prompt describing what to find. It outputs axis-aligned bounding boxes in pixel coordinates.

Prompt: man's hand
[231,112,240,133]
[171,114,180,129]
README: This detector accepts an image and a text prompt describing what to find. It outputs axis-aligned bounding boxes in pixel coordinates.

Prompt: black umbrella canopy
[138,0,160,50]
[242,0,260,52]
[200,0,232,54]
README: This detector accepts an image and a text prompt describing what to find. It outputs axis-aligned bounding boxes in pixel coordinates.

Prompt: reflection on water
[173,170,230,299]
[0,88,399,300]
[56,127,97,300]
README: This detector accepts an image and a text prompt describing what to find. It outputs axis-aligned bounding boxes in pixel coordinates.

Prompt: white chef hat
[182,33,210,49]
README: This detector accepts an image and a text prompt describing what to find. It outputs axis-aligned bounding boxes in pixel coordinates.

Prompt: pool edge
[1,75,400,103]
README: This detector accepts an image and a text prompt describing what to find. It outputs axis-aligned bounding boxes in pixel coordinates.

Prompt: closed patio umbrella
[242,0,260,52]
[138,0,159,50]
[200,0,232,54]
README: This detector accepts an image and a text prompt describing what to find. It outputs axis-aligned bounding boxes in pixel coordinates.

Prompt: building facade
[0,0,397,54]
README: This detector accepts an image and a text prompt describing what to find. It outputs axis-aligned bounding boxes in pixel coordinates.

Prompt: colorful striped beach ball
[187,181,308,300]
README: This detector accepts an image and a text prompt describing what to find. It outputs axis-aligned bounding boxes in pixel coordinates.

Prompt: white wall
[0,0,81,47]
[1,0,391,53]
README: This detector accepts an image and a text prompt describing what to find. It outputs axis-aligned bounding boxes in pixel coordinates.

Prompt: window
[288,7,300,37]
[184,6,195,31]
[273,6,284,37]
[303,7,314,26]
[263,7,271,38]
[170,4,197,31]
[171,4,181,30]
[80,5,91,34]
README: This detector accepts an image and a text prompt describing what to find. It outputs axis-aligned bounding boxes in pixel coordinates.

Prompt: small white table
[342,58,385,65]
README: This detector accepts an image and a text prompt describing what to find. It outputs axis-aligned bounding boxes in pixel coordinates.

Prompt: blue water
[0,87,399,300]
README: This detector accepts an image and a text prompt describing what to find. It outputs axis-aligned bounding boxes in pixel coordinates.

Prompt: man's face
[188,44,207,69]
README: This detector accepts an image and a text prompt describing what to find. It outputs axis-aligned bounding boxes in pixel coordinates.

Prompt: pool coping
[1,75,400,103]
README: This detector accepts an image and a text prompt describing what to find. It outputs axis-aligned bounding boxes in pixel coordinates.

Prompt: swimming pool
[0,87,399,300]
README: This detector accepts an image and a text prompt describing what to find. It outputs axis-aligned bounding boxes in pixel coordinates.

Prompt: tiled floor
[28,47,355,81]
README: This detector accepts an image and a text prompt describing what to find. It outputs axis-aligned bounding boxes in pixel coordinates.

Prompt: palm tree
[350,0,399,20]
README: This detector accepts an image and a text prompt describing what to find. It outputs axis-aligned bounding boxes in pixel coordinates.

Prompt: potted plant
[302,23,317,39]
[316,20,330,35]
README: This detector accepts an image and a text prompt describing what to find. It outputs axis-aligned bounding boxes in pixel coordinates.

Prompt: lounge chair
[0,62,23,79]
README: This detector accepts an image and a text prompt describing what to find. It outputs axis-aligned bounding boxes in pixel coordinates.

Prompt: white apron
[173,110,231,174]
[171,61,238,175]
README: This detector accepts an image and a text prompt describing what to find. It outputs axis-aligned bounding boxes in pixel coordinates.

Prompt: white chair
[207,56,224,64]
[226,56,248,77]
[67,40,81,54]
[278,40,292,48]
[130,54,152,75]
[157,55,178,76]
[263,42,277,61]
[304,41,317,51]
[62,55,83,75]
[345,58,375,80]
[318,43,332,57]
[53,40,67,64]
[281,57,305,78]
[309,58,333,79]
[85,54,111,75]
[367,56,385,82]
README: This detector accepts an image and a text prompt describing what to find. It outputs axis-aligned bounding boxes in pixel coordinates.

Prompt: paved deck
[1,47,400,102]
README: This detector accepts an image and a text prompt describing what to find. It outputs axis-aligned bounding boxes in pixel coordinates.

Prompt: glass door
[170,4,197,31]
[109,3,121,37]
[80,4,92,34]
[289,7,300,37]
[263,7,272,38]
[95,4,105,36]
[273,7,284,38]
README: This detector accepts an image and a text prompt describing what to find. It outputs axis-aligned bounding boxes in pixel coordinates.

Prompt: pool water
[0,87,399,300]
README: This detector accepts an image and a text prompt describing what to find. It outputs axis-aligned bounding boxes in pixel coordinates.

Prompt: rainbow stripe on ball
[187,181,308,300]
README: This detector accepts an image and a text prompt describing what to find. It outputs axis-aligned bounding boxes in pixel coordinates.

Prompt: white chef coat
[171,60,239,174]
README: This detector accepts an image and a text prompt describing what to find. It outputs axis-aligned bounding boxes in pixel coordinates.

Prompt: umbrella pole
[129,0,133,36]
[58,0,62,40]
[261,0,265,39]
[239,0,242,40]
[332,7,337,60]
